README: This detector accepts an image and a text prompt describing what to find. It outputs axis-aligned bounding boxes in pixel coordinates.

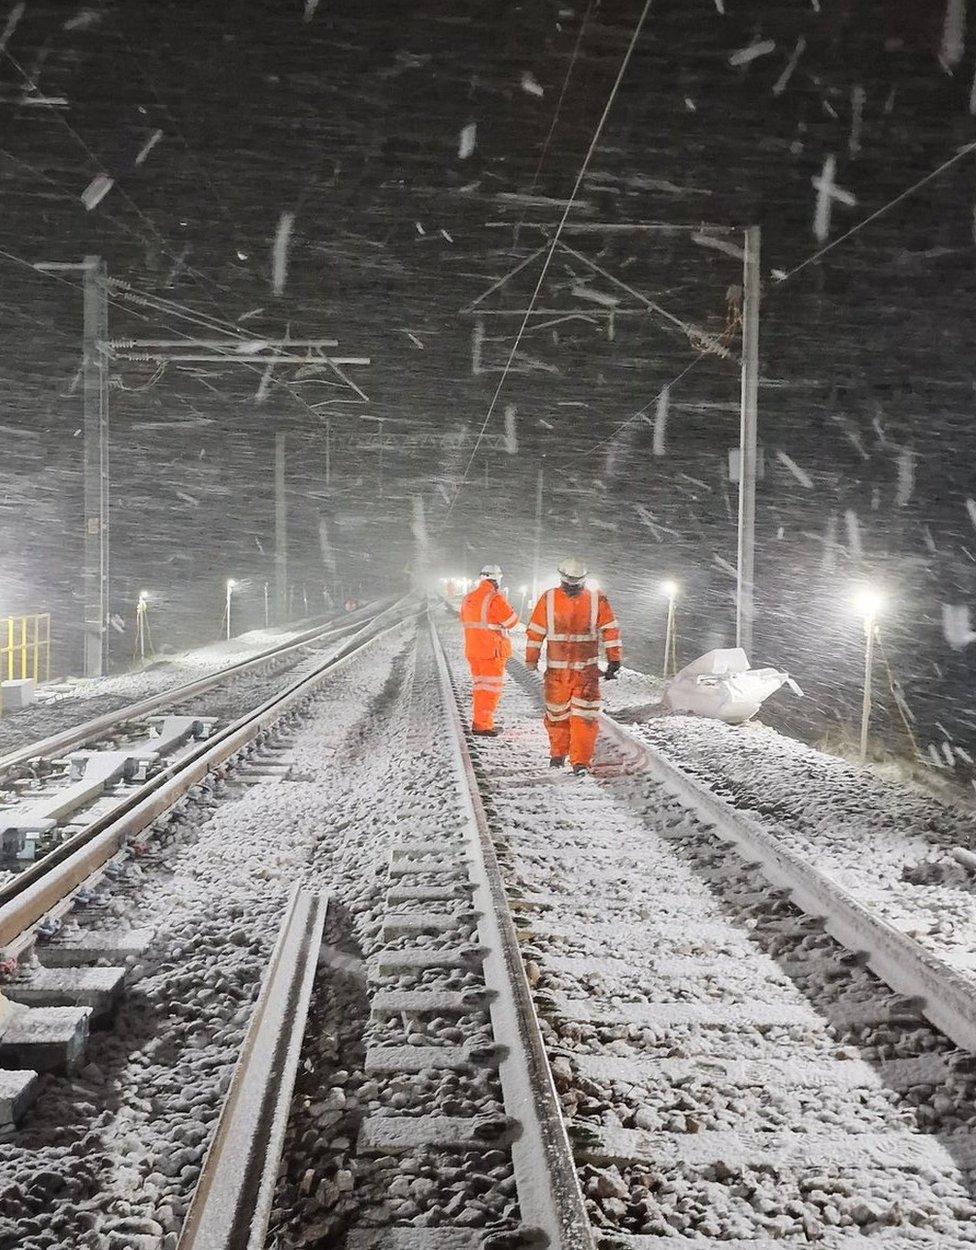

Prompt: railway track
[254,609,592,1250]
[0,596,393,778]
[249,610,976,1248]
[3,606,976,1249]
[0,598,413,1134]
[603,711,976,1047]
[429,615,976,1249]
[0,598,402,944]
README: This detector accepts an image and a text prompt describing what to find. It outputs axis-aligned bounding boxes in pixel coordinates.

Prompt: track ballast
[2,607,975,1250]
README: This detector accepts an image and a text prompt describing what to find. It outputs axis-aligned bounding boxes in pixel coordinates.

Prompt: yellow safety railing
[1,613,51,685]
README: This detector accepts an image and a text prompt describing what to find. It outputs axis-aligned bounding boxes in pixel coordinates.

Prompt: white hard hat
[557,556,588,583]
[480,563,502,582]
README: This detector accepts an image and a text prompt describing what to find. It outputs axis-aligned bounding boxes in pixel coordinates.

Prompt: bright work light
[854,588,883,619]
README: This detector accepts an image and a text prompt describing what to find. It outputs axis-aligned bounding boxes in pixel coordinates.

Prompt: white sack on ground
[663,647,802,724]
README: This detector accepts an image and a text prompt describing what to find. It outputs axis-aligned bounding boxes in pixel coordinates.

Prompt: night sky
[3,0,976,770]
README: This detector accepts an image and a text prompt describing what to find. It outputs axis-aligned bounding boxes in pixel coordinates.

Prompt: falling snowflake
[458,123,477,159]
[653,387,669,457]
[812,155,856,242]
[775,451,813,489]
[772,37,805,97]
[272,211,295,296]
[729,39,776,67]
[135,130,163,166]
[940,0,967,69]
[81,173,114,210]
[503,405,518,455]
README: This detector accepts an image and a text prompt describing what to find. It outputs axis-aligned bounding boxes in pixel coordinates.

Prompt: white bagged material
[663,648,802,725]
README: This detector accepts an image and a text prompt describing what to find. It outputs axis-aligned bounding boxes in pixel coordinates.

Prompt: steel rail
[0,596,396,776]
[596,713,976,1056]
[428,611,596,1250]
[0,597,417,956]
[0,596,402,916]
[177,885,328,1250]
[506,644,976,1056]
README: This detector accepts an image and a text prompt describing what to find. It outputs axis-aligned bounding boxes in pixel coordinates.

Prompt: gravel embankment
[621,711,976,972]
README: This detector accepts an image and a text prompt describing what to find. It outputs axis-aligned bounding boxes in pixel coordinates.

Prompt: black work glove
[604,659,621,680]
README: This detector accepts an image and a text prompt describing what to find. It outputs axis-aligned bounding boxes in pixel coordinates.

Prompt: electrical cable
[527,142,976,467]
[0,245,329,423]
[0,142,251,347]
[570,275,742,456]
[112,284,252,340]
[3,48,240,322]
[514,0,597,247]
[122,38,242,237]
[588,355,703,454]
[441,0,654,527]
[772,139,976,287]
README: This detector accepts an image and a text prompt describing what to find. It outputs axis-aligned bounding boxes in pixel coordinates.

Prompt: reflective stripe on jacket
[461,579,518,662]
[525,586,621,671]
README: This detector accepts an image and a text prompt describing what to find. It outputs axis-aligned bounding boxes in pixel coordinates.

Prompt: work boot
[572,763,588,776]
[549,756,566,769]
[472,727,500,737]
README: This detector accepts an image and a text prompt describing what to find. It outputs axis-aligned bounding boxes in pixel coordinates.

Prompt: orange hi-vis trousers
[543,664,602,767]
[526,585,621,768]
[469,658,506,732]
[461,578,517,734]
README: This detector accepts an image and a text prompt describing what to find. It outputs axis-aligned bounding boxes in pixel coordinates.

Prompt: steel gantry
[34,256,371,672]
[459,220,762,655]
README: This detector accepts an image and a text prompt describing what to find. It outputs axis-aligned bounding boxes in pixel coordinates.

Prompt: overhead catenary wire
[0,164,266,354]
[0,243,235,363]
[2,48,242,323]
[583,141,976,457]
[582,283,743,455]
[441,0,655,527]
[510,139,976,468]
[772,139,976,286]
[9,4,732,486]
[0,170,357,417]
[587,356,703,454]
[122,37,243,237]
[111,283,258,341]
[120,285,364,411]
[0,239,374,515]
[513,0,598,247]
[0,123,202,298]
[0,244,347,429]
[0,144,244,340]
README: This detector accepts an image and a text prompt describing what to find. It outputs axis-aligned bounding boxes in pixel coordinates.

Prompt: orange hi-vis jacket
[525,585,621,671]
[460,579,518,662]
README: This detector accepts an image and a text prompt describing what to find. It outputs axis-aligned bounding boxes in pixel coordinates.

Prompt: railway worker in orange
[525,557,621,774]
[460,564,519,737]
